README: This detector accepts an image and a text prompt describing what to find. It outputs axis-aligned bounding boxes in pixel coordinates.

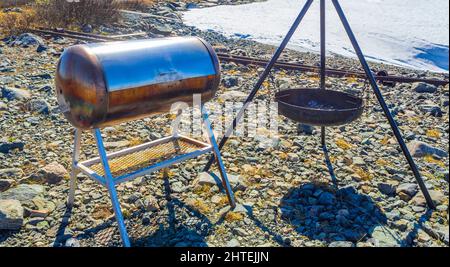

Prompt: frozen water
[183,0,449,72]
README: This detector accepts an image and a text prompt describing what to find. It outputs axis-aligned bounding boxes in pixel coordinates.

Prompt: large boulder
[412,82,437,93]
[30,162,68,184]
[0,184,45,202]
[407,141,448,158]
[0,199,24,230]
[9,33,44,48]
[370,226,401,247]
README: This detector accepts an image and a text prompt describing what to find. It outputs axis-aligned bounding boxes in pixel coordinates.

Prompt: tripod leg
[67,129,81,208]
[203,0,315,172]
[320,0,327,147]
[332,0,435,209]
[93,129,132,247]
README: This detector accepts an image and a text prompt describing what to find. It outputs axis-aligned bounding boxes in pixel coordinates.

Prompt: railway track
[30,27,449,87]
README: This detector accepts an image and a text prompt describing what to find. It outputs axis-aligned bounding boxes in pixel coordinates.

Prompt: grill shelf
[76,135,212,185]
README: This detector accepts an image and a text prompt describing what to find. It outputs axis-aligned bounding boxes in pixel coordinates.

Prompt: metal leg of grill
[93,129,131,247]
[332,0,435,209]
[201,106,236,208]
[67,129,81,208]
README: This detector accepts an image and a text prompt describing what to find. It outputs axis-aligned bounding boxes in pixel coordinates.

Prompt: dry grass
[189,199,211,214]
[376,158,391,167]
[352,165,373,181]
[36,0,121,28]
[118,0,155,10]
[224,211,244,222]
[335,138,353,150]
[0,7,38,35]
[1,0,157,35]
[426,129,441,139]
[0,0,33,8]
[424,155,446,168]
[193,184,213,198]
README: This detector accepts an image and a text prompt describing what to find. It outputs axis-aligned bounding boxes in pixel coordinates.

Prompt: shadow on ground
[280,182,387,243]
[54,177,210,247]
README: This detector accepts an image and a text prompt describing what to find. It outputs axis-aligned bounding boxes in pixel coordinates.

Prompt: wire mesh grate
[86,137,208,178]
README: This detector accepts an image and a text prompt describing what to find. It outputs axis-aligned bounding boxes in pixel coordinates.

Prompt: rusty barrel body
[55,37,221,129]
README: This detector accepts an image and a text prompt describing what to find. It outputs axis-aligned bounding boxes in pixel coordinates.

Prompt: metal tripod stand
[204,0,435,209]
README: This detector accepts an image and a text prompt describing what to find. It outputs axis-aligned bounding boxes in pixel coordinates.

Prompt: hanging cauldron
[55,37,220,129]
[275,88,365,126]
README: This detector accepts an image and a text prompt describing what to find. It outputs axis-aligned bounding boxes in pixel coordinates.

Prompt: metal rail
[30,27,449,86]
[216,53,449,86]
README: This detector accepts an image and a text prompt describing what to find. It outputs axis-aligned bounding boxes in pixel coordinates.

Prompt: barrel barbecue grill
[56,37,236,247]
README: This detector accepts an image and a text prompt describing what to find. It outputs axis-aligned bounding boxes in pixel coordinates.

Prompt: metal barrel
[55,37,221,129]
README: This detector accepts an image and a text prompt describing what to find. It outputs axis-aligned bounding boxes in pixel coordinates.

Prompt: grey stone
[297,124,315,135]
[0,179,15,192]
[219,90,247,101]
[378,182,397,196]
[0,139,25,154]
[370,226,400,247]
[352,157,366,166]
[407,141,448,158]
[232,203,248,213]
[171,181,185,193]
[319,212,335,220]
[420,105,443,117]
[226,238,240,247]
[81,24,93,33]
[65,237,81,247]
[222,76,239,88]
[412,82,437,93]
[151,24,172,36]
[0,199,24,230]
[0,168,23,179]
[328,241,354,247]
[186,3,198,9]
[411,190,446,207]
[26,99,50,114]
[9,33,44,47]
[36,44,48,53]
[287,153,299,162]
[385,210,401,221]
[396,183,418,197]
[1,87,31,101]
[31,162,68,184]
[196,172,242,187]
[318,192,335,205]
[0,184,45,202]
[144,195,160,212]
[0,76,14,85]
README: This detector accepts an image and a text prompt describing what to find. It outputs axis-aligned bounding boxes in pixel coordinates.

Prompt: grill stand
[66,106,236,247]
[203,0,435,209]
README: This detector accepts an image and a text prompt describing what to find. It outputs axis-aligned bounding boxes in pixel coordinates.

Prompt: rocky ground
[0,0,449,247]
